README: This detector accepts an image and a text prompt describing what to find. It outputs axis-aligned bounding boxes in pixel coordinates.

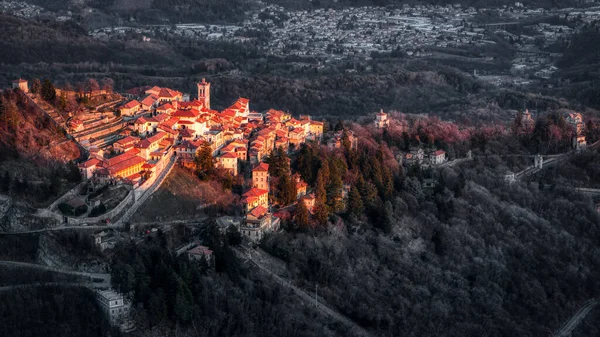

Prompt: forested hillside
[0,286,119,337]
[0,15,180,65]
[554,25,600,109]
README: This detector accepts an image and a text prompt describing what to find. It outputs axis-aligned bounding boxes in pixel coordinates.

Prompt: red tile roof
[253,162,269,172]
[108,155,145,175]
[140,94,159,107]
[243,187,269,198]
[172,109,200,118]
[122,100,140,109]
[249,205,268,218]
[115,136,139,146]
[221,152,237,159]
[188,245,213,256]
[79,158,100,168]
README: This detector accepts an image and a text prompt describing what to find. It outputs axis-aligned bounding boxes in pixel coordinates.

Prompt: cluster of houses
[75,79,330,241]
[515,109,588,150]
[77,79,325,184]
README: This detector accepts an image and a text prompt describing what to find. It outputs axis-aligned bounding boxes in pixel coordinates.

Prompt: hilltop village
[5,77,595,245]
[12,78,350,241]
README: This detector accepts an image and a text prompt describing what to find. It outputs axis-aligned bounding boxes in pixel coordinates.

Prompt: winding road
[553,299,599,337]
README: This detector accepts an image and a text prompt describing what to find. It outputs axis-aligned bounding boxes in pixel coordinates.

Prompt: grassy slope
[131,165,238,222]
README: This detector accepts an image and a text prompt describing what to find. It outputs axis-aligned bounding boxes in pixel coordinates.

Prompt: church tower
[197,78,211,110]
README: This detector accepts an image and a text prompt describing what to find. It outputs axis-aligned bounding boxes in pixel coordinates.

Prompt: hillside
[131,165,238,222]
[0,286,119,337]
[0,15,181,66]
[0,89,81,206]
[553,26,600,109]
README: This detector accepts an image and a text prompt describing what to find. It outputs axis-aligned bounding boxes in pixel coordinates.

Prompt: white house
[97,289,129,324]
[429,150,446,165]
[374,109,390,128]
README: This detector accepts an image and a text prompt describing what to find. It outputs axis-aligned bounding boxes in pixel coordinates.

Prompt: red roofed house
[429,150,446,165]
[252,162,269,192]
[136,132,167,159]
[68,118,84,133]
[309,120,324,140]
[294,174,308,198]
[104,152,146,179]
[78,158,101,180]
[145,86,162,96]
[187,245,214,266]
[174,140,201,160]
[157,87,183,102]
[113,136,139,154]
[216,152,238,176]
[156,102,175,115]
[140,94,160,111]
[242,188,269,213]
[300,194,316,213]
[289,128,306,147]
[241,205,276,242]
[120,100,141,116]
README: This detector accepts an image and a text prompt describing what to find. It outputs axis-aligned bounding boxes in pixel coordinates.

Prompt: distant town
[83,1,600,86]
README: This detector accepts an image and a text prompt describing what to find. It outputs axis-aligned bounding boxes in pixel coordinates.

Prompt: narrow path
[0,260,110,288]
[554,299,599,337]
[234,246,372,337]
[0,282,91,292]
[115,155,176,226]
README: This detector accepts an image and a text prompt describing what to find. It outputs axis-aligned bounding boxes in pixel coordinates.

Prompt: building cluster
[76,79,326,241]
[0,1,45,19]
[514,109,588,150]
[77,79,324,188]
[566,112,587,150]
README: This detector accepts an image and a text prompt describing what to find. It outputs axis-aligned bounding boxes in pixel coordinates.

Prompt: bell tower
[197,78,211,110]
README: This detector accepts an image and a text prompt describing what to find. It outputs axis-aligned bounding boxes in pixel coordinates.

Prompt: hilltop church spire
[197,78,211,110]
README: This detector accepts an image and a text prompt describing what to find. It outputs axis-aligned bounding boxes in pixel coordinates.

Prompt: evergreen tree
[30,78,42,95]
[58,93,67,111]
[66,161,82,183]
[49,174,62,196]
[226,225,242,246]
[294,199,310,229]
[41,79,56,103]
[315,167,328,205]
[314,201,329,227]
[0,172,10,193]
[194,142,214,179]
[514,110,523,133]
[268,146,289,179]
[342,131,352,154]
[347,186,364,216]
[378,200,393,234]
[0,96,20,131]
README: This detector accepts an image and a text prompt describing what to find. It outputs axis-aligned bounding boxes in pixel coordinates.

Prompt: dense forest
[109,227,357,337]
[262,122,600,337]
[105,113,600,337]
[0,285,120,337]
[552,25,600,110]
